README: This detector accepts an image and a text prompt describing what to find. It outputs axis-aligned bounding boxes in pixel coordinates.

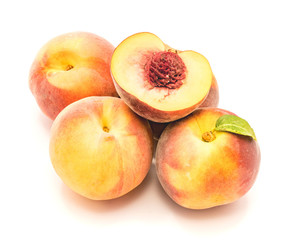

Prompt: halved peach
[111,32,213,123]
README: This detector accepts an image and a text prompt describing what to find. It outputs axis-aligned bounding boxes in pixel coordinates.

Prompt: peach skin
[49,96,153,200]
[155,108,260,209]
[199,75,219,108]
[29,32,118,120]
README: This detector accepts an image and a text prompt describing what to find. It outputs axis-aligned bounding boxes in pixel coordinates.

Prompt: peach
[155,108,260,209]
[49,96,153,200]
[199,75,219,108]
[111,32,213,123]
[29,32,118,120]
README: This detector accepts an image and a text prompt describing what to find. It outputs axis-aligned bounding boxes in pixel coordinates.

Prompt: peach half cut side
[49,96,153,200]
[111,32,213,123]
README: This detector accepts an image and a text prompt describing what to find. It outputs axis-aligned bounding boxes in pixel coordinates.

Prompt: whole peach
[49,96,153,200]
[156,108,260,209]
[29,32,118,120]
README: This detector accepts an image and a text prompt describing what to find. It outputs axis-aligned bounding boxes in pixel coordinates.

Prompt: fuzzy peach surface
[29,32,117,120]
[199,75,219,108]
[49,96,153,200]
[156,108,260,209]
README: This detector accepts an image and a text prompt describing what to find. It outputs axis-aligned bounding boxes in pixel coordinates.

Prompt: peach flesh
[155,108,260,209]
[49,96,153,200]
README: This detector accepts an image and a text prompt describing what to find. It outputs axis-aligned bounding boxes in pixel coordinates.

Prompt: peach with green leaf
[155,108,260,209]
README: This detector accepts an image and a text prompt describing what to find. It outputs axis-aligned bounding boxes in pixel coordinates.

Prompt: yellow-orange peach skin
[49,96,153,200]
[29,32,118,120]
[155,108,260,209]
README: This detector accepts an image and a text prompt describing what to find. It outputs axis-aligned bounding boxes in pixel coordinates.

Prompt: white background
[1,0,289,239]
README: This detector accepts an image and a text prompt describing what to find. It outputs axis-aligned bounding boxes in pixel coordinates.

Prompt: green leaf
[215,115,257,140]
